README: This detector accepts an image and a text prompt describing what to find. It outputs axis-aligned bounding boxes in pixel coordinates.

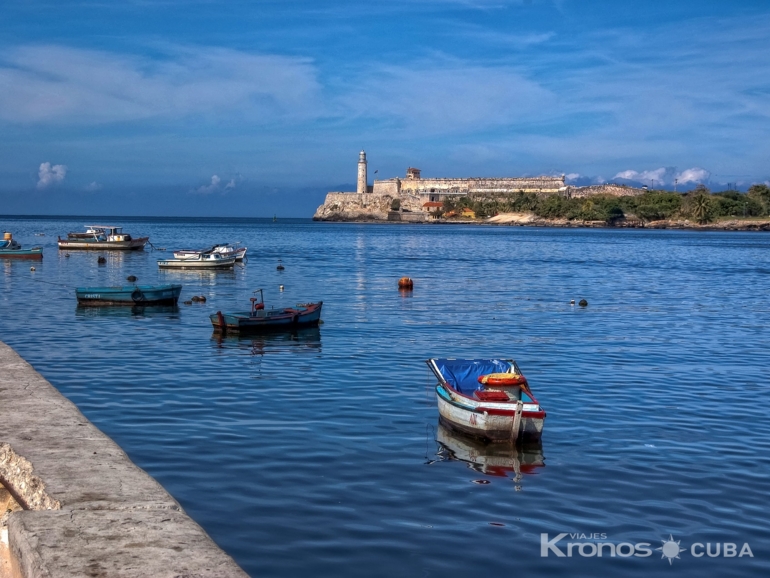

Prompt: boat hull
[436,386,544,443]
[75,284,182,306]
[58,237,148,250]
[0,248,43,259]
[158,257,235,269]
[211,302,323,334]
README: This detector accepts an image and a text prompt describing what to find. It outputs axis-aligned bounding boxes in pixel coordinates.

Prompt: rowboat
[75,284,182,306]
[174,243,247,261]
[435,422,544,477]
[211,289,323,334]
[58,226,148,250]
[426,358,545,443]
[158,253,236,269]
[0,232,43,259]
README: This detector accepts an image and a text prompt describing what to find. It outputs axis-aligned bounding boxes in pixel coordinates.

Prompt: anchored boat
[58,226,148,251]
[211,289,323,334]
[158,253,236,269]
[75,284,182,306]
[0,232,43,259]
[173,243,247,262]
[426,358,545,443]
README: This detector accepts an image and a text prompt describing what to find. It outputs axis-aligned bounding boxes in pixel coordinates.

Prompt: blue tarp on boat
[432,358,514,395]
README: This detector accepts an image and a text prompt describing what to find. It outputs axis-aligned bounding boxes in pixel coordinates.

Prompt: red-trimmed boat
[426,358,545,443]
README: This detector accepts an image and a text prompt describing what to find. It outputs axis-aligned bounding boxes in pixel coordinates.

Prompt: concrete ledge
[0,342,248,577]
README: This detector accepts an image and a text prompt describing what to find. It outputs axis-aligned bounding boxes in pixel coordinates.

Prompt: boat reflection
[75,305,181,319]
[212,327,322,356]
[432,420,544,479]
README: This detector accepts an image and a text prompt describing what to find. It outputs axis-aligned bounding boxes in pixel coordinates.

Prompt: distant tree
[690,193,713,224]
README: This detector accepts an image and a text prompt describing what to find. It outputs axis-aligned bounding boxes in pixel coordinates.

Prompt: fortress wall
[372,180,400,196]
[399,177,565,195]
[567,184,647,198]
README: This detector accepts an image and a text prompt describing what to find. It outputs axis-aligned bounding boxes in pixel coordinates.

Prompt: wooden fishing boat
[158,253,236,269]
[58,226,148,250]
[426,358,545,443]
[75,284,182,306]
[173,243,247,261]
[0,232,43,259]
[211,289,323,334]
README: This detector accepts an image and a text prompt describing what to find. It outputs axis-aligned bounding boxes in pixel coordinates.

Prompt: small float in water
[425,358,545,443]
[75,284,182,306]
[0,232,43,259]
[211,289,323,334]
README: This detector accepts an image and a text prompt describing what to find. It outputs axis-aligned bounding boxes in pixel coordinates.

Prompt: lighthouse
[357,150,368,195]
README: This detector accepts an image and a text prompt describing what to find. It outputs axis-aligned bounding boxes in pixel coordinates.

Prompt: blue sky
[1,0,769,216]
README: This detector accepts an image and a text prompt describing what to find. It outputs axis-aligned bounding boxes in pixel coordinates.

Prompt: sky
[1,0,769,217]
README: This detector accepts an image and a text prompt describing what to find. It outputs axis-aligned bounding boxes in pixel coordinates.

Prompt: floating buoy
[183,300,192,305]
[30,266,35,271]
[64,253,70,258]
[191,295,207,302]
[279,285,284,292]
[570,299,575,305]
[199,295,206,302]
[97,256,106,264]
[398,277,413,289]
[126,275,137,282]
[579,299,588,307]
[277,264,284,270]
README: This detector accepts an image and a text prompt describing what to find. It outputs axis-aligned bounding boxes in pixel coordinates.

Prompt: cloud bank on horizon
[1,0,769,214]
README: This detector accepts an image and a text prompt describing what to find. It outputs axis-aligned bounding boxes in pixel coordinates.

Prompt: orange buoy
[478,373,527,387]
[398,277,413,289]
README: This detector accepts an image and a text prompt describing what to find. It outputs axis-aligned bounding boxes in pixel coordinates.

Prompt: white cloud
[195,175,221,194]
[225,179,236,190]
[565,173,581,182]
[85,181,101,192]
[0,45,321,125]
[675,168,710,184]
[37,162,67,189]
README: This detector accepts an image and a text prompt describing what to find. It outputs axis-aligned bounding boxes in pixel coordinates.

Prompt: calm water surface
[1,217,769,577]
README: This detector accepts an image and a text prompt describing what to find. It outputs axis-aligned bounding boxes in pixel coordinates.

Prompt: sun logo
[657,535,686,564]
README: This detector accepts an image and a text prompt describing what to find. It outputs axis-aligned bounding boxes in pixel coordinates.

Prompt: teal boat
[76,284,182,306]
[0,232,43,259]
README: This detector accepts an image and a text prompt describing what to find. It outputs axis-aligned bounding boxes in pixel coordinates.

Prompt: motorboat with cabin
[57,226,148,250]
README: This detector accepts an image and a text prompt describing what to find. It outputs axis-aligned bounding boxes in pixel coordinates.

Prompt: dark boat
[58,226,148,251]
[211,289,323,334]
[75,284,182,306]
[0,232,43,259]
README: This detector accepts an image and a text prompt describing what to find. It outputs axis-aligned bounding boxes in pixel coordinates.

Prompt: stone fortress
[313,151,644,221]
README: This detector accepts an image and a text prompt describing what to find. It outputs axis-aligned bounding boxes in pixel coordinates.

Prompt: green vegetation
[441,185,770,224]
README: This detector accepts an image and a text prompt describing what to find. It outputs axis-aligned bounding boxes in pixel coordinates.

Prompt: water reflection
[75,305,181,319]
[432,420,544,480]
[212,327,322,356]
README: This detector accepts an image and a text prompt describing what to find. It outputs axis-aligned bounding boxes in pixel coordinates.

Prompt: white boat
[158,253,236,269]
[173,243,246,261]
[426,358,545,443]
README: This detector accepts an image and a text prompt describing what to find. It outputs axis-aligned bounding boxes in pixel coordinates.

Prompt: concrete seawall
[0,342,248,578]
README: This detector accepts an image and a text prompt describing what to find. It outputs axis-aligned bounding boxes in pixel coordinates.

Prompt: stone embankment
[0,342,248,578]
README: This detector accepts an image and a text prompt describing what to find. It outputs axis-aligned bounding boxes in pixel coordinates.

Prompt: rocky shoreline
[314,212,770,231]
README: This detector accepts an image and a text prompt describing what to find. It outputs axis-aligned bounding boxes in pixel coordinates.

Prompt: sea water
[1,216,768,577]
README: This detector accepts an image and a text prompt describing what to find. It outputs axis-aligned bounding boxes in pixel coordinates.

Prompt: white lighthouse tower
[357,150,368,195]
